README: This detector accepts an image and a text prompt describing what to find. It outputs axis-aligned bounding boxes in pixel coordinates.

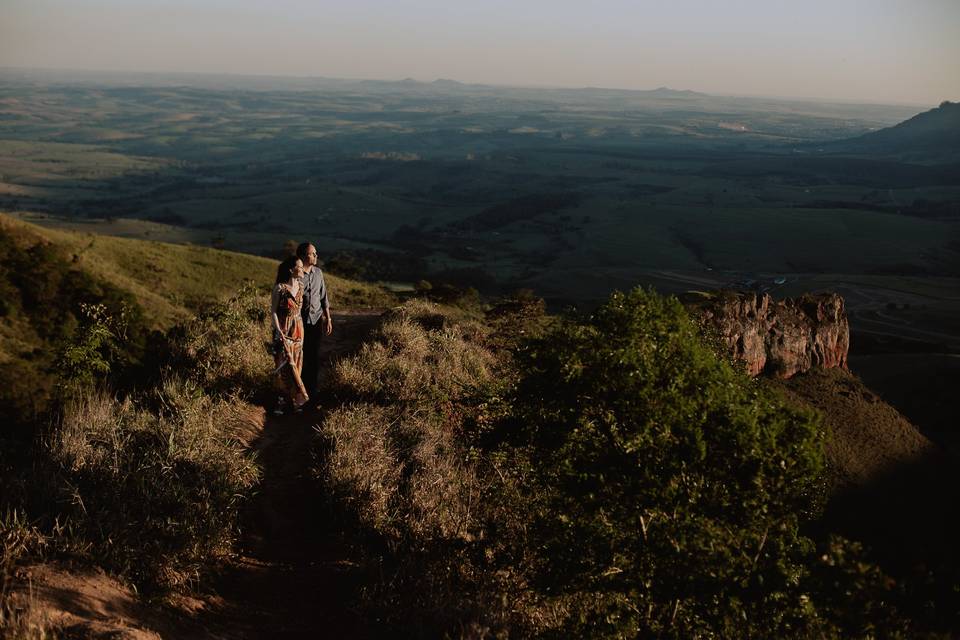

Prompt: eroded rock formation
[695,291,849,378]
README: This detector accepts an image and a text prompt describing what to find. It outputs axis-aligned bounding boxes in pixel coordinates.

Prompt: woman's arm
[270,285,284,336]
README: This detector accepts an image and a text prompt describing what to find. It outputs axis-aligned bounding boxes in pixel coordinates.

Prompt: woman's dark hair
[295,242,313,261]
[275,256,300,285]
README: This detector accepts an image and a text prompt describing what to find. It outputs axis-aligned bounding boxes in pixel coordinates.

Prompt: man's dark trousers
[301,320,325,401]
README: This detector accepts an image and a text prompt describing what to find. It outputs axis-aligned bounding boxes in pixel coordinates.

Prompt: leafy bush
[805,536,912,638]
[502,288,831,637]
[56,302,132,393]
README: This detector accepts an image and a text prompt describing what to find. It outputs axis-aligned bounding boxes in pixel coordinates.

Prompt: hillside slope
[0,212,394,427]
[771,367,958,593]
[833,100,960,160]
[770,367,936,490]
[4,256,958,634]
[4,311,387,639]
[0,213,391,329]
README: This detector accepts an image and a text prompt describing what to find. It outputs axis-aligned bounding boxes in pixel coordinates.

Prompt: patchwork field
[2,70,957,353]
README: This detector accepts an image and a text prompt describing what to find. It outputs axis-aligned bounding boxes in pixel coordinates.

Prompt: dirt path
[194,310,386,639]
[4,310,387,638]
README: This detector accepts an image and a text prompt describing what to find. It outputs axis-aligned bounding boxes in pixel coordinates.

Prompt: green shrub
[504,287,830,638]
[805,536,912,638]
[55,302,131,394]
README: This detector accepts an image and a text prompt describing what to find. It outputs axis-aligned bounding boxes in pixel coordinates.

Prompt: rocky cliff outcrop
[694,291,849,378]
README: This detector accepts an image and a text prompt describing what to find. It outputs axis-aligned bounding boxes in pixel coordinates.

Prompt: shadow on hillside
[196,311,388,639]
[195,410,378,639]
[850,352,960,452]
[814,447,960,628]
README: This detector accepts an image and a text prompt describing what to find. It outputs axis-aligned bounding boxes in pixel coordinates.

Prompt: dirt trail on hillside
[194,309,385,639]
[5,310,387,639]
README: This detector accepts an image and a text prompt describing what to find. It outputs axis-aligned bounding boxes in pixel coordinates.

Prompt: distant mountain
[649,86,707,97]
[571,85,708,99]
[836,100,960,159]
[431,78,465,88]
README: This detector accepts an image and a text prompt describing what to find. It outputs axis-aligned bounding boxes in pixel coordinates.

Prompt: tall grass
[164,283,274,396]
[315,300,529,635]
[1,283,273,599]
[44,380,260,591]
[323,301,494,536]
[0,511,53,639]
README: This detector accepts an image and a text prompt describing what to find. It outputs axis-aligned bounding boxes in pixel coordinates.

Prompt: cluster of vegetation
[161,283,274,396]
[0,283,272,605]
[0,224,148,433]
[313,300,520,634]
[312,288,951,638]
[37,381,259,590]
[497,289,897,637]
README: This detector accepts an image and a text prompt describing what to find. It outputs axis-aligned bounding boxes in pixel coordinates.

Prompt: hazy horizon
[3,0,958,106]
[0,64,943,109]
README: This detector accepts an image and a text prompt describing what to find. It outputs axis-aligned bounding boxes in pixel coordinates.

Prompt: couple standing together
[271,242,332,414]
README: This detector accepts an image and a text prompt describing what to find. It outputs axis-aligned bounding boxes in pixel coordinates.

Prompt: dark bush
[503,288,832,637]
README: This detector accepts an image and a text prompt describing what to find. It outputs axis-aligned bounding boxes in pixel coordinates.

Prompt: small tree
[56,302,129,393]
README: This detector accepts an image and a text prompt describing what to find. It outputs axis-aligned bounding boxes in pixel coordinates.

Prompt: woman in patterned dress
[271,255,309,414]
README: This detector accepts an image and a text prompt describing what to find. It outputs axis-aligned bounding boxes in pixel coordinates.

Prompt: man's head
[296,242,318,268]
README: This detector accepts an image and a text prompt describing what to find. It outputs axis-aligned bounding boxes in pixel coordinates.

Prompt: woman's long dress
[273,283,309,407]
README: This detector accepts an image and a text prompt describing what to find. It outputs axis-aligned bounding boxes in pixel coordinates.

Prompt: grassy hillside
[0,213,392,330]
[0,212,394,428]
[0,220,399,632]
[770,367,936,491]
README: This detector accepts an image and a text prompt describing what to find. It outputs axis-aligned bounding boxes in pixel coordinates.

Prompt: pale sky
[2,0,958,105]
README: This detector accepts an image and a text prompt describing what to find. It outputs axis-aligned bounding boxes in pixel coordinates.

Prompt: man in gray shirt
[296,242,332,404]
